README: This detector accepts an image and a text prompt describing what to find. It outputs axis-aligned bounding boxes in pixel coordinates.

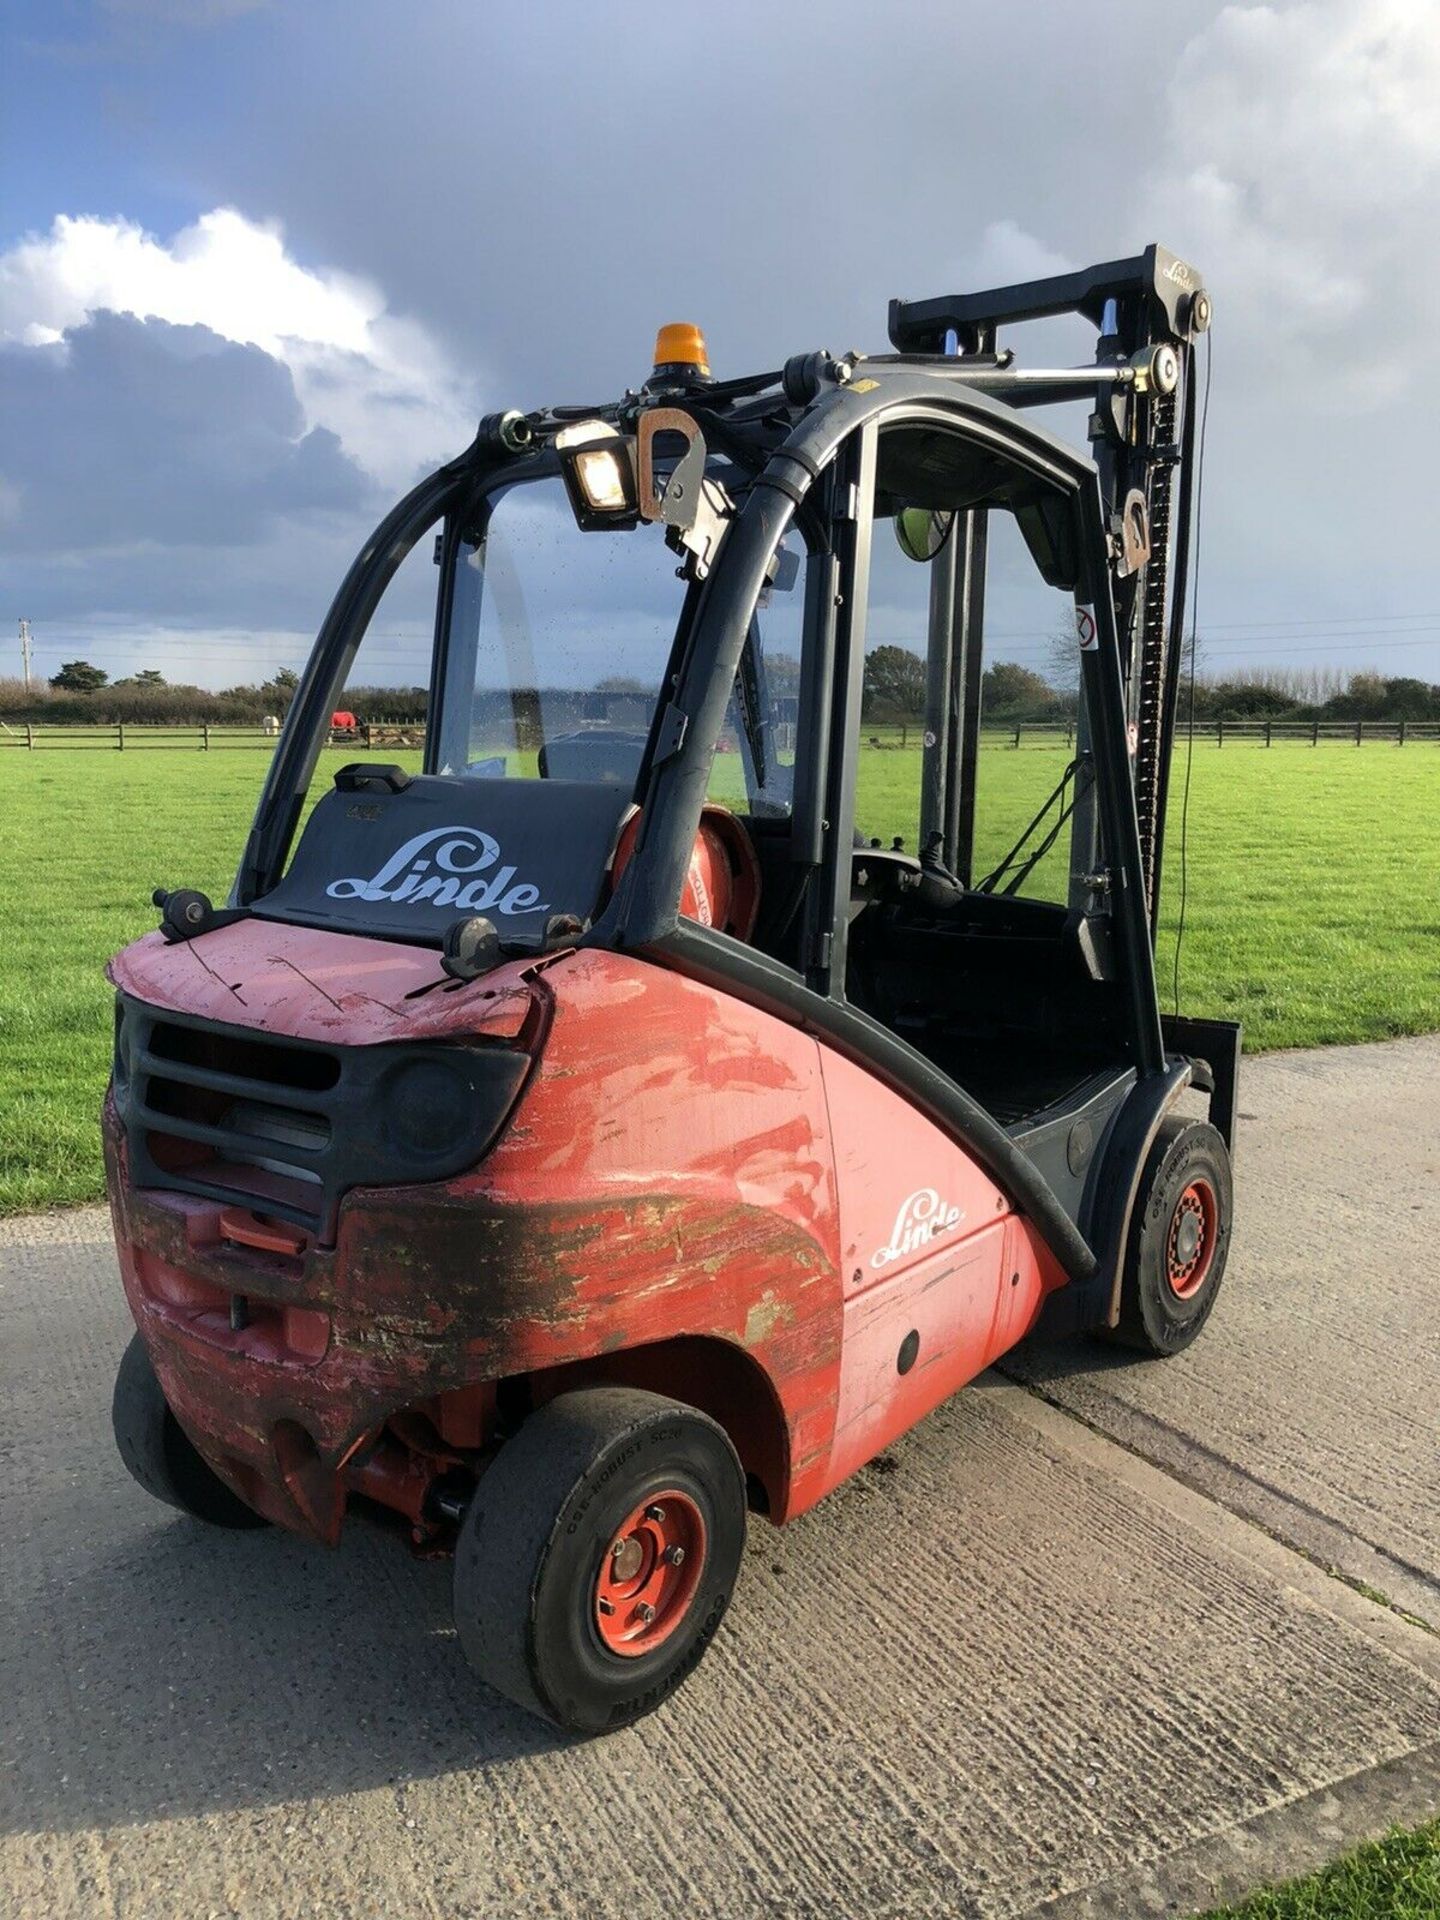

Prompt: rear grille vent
[147,1019,341,1093]
[113,994,532,1242]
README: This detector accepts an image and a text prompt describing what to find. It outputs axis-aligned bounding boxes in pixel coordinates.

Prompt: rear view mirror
[894,506,954,563]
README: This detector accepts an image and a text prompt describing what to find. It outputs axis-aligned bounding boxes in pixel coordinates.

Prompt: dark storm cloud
[4,0,1438,679]
[177,0,1203,401]
[0,309,370,551]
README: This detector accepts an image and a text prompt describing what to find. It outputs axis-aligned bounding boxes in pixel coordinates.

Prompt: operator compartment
[846,888,1127,1127]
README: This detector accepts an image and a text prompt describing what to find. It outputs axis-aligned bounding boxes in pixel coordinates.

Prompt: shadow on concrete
[1002,1328,1154,1389]
[6,1507,569,1836]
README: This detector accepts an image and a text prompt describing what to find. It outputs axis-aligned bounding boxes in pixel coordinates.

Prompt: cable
[1173,329,1213,1017]
[974,757,1084,894]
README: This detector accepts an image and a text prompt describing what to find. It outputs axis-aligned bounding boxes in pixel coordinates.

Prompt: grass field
[1,742,1437,1214]
[1201,1819,1440,1919]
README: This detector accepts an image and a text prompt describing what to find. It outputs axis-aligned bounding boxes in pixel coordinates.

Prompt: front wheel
[453,1388,746,1735]
[1107,1117,1233,1356]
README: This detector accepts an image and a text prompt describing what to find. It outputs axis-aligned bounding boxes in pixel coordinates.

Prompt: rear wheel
[452,1388,746,1735]
[1107,1117,1232,1356]
[111,1333,268,1528]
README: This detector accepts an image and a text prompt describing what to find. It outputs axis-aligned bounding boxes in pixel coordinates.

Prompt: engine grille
[113,994,530,1241]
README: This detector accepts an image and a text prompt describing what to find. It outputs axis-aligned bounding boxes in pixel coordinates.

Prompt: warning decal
[1075,603,1098,651]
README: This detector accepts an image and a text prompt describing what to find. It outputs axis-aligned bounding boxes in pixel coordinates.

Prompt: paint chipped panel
[108,922,534,1045]
[105,949,848,1527]
[485,949,838,1239]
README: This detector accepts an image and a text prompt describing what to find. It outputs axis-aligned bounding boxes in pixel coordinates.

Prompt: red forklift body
[106,918,1064,1538]
[104,248,1239,1731]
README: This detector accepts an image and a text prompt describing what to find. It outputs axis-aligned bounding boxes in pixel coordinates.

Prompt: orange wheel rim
[1167,1178,1218,1300]
[593,1489,706,1658]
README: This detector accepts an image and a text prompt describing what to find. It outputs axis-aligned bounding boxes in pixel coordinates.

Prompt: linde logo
[325,826,550,916]
[871,1187,965,1269]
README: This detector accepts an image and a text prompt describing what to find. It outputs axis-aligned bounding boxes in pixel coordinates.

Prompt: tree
[1043,627,1080,695]
[1375,676,1437,721]
[982,661,1056,715]
[49,660,108,692]
[260,666,302,710]
[134,668,166,686]
[863,644,926,719]
[1325,670,1389,721]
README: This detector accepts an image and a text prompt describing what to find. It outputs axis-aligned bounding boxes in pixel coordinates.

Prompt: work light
[555,420,640,529]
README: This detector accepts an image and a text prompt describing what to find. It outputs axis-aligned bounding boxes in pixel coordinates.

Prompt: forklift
[106,245,1237,1734]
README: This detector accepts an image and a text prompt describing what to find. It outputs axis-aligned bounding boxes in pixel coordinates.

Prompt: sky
[2,0,1438,692]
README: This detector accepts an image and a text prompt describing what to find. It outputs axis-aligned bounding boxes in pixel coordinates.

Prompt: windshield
[432,472,684,789]
[431,469,802,816]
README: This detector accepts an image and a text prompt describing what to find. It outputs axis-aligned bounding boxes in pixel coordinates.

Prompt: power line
[27,628,1440,665]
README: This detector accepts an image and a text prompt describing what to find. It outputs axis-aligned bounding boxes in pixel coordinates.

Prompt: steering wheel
[850,844,922,910]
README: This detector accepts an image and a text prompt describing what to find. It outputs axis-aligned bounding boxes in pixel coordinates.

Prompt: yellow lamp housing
[554,419,640,531]
[651,322,710,381]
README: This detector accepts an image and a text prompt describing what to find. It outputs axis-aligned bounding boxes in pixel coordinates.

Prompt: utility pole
[19,618,32,689]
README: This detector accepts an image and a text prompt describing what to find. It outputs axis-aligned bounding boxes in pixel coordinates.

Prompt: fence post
[117,721,124,752]
[1013,724,1021,749]
[1217,718,1224,749]
[202,723,210,752]
[26,723,34,750]
[1356,720,1363,747]
[1264,721,1271,748]
[1312,720,1319,746]
[1399,719,1407,746]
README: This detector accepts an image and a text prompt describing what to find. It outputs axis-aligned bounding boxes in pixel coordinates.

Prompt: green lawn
[1,741,1436,1214]
[1201,1820,1440,1919]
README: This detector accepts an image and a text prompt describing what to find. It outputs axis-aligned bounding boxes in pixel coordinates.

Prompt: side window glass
[857,526,928,853]
[294,527,438,828]
[705,527,807,819]
[968,511,1081,904]
[858,426,1083,905]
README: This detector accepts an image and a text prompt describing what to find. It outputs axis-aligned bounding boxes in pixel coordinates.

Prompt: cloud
[1153,0,1440,400]
[1,311,368,549]
[6,0,1439,682]
[98,1,271,20]
[0,208,476,483]
[0,311,385,668]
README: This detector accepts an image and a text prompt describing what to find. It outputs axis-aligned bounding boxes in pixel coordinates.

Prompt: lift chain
[1131,382,1178,916]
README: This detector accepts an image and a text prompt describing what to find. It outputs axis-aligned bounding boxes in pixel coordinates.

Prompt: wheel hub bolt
[609,1536,644,1581]
[645,1504,666,1522]
[638,1603,657,1624]
[665,1545,685,1566]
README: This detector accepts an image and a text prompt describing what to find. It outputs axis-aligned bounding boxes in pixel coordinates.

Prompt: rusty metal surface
[107,946,849,1532]
[108,919,536,1045]
[108,939,1076,1538]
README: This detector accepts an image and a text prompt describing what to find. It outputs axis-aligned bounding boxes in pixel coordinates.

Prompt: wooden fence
[2,718,1438,752]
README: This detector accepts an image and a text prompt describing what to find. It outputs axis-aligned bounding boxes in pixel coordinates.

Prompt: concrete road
[3,1039,1438,1920]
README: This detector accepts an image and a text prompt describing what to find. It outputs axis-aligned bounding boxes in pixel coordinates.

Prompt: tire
[1107,1117,1233,1356]
[111,1333,269,1528]
[453,1388,746,1735]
